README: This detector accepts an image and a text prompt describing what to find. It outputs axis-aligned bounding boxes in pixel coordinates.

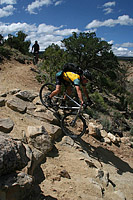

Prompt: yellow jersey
[63,72,80,85]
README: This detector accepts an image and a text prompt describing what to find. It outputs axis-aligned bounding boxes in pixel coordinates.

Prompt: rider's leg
[64,85,72,100]
[60,85,72,107]
[47,85,61,106]
[49,85,61,98]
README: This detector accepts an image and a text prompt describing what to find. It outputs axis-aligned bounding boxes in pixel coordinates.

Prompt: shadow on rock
[76,137,133,175]
[46,144,59,158]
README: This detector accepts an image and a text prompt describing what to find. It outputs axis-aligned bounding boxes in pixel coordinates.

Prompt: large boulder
[25,126,53,174]
[0,134,29,177]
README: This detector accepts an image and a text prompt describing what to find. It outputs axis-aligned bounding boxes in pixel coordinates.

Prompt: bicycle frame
[54,92,80,110]
[70,105,83,127]
[54,91,85,125]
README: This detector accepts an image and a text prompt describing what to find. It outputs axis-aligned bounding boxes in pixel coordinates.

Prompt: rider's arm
[75,85,84,105]
[82,85,89,99]
[82,85,93,105]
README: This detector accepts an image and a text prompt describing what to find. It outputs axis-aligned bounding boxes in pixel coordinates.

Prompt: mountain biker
[47,63,93,107]
[32,41,40,62]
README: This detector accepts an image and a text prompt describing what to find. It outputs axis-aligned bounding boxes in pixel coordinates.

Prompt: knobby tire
[61,112,86,138]
[39,83,57,112]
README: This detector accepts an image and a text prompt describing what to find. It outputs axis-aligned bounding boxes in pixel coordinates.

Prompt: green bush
[100,117,112,132]
[113,111,123,121]
[0,46,12,59]
[85,108,99,119]
[90,91,108,111]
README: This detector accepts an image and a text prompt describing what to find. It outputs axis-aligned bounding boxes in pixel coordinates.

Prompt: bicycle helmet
[83,69,91,79]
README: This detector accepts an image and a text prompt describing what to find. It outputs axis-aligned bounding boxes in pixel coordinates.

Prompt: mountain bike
[39,83,88,138]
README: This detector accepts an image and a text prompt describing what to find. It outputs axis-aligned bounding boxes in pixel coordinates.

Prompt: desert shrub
[85,108,99,119]
[90,91,108,111]
[113,111,123,121]
[100,117,112,132]
[0,46,12,59]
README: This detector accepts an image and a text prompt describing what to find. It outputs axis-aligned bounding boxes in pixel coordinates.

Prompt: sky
[0,0,133,57]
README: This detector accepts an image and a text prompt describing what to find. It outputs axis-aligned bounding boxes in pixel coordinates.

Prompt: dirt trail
[0,59,133,200]
[0,59,41,93]
[39,135,133,200]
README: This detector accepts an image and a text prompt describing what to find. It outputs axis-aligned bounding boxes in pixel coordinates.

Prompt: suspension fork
[70,106,82,127]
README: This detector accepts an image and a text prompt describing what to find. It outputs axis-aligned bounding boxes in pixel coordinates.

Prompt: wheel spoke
[61,113,86,138]
[39,83,57,111]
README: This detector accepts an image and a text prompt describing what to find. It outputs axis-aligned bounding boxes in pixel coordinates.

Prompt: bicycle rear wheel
[33,56,37,65]
[39,83,58,111]
[61,112,86,138]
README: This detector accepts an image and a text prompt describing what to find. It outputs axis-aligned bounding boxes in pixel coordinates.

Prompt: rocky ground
[0,59,133,200]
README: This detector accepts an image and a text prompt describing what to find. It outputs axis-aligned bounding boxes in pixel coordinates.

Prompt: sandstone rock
[34,105,46,112]
[60,136,74,146]
[42,122,62,140]
[0,134,29,177]
[26,108,56,124]
[0,92,7,97]
[0,171,33,200]
[7,97,27,113]
[100,130,108,138]
[121,137,130,144]
[16,90,38,102]
[107,132,117,143]
[22,143,33,174]
[24,126,53,174]
[33,96,42,105]
[0,118,14,133]
[27,102,36,110]
[88,122,101,137]
[104,137,111,144]
[30,147,44,174]
[9,89,20,95]
[26,125,53,154]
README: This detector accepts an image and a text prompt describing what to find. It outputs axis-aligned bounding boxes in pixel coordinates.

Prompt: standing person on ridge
[32,41,40,63]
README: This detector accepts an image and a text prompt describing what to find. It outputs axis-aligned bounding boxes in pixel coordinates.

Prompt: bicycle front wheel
[61,112,86,138]
[39,83,57,110]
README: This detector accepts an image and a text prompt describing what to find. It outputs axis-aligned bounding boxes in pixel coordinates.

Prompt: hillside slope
[0,59,41,93]
[0,59,133,200]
